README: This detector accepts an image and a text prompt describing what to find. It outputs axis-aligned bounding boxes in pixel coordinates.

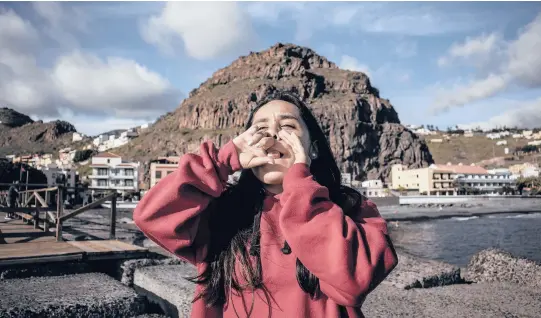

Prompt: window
[98,168,108,176]
[107,159,111,164]
[124,169,134,176]
[98,180,107,187]
[156,171,162,179]
[125,180,134,187]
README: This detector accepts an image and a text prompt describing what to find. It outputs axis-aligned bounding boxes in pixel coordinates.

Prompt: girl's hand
[232,125,275,169]
[278,130,310,165]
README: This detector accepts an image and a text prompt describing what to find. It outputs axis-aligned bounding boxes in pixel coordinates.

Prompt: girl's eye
[281,124,295,129]
[257,126,268,132]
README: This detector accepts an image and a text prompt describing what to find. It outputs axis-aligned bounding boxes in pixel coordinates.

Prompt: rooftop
[93,152,121,159]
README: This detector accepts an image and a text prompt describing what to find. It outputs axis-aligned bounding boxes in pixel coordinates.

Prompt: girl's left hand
[278,130,310,166]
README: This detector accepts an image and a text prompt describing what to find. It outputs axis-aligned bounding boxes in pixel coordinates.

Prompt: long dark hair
[188,90,363,309]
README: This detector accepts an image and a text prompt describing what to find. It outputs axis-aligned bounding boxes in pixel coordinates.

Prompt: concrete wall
[399,195,541,205]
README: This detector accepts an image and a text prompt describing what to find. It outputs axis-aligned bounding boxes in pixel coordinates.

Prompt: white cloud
[431,74,508,114]
[339,55,413,85]
[506,13,541,88]
[459,98,541,130]
[438,33,503,67]
[431,12,541,113]
[141,2,254,60]
[339,55,372,77]
[52,52,179,117]
[244,2,494,40]
[32,2,89,48]
[0,7,180,123]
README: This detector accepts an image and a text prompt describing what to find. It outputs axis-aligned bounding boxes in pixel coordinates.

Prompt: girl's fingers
[254,137,275,150]
[249,147,268,158]
[247,131,265,146]
[278,130,300,153]
[247,156,274,168]
[288,131,303,147]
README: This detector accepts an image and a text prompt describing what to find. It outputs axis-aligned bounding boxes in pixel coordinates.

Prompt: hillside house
[72,132,84,142]
[89,152,140,194]
[496,140,508,146]
[39,164,77,190]
[94,129,139,152]
[359,180,386,197]
[149,156,181,188]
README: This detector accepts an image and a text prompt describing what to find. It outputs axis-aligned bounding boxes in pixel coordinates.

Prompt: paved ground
[364,282,541,318]
[0,272,146,317]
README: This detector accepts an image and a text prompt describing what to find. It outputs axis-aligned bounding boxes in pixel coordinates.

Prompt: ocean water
[388,212,541,267]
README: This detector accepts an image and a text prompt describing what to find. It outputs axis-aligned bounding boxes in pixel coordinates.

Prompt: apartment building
[359,180,386,197]
[40,164,77,189]
[391,164,456,196]
[435,163,515,195]
[89,152,139,194]
[149,156,180,188]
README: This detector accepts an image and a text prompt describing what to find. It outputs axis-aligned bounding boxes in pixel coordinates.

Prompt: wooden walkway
[0,212,148,266]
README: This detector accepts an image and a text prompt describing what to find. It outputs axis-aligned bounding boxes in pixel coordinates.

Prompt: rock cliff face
[118,43,433,182]
[0,108,78,156]
[0,107,34,128]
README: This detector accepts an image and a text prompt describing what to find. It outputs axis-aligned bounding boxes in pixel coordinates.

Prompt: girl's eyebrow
[252,113,300,126]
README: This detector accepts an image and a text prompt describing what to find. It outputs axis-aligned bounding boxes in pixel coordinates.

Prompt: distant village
[2,124,540,199]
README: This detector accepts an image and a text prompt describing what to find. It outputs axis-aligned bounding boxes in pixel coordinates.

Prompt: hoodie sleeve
[133,140,241,265]
[278,163,398,307]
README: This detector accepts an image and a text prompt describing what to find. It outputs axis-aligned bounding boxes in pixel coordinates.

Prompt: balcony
[89,174,109,179]
[110,173,135,179]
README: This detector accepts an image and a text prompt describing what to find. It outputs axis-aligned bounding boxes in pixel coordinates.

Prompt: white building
[72,132,84,142]
[341,173,353,186]
[486,133,502,139]
[522,166,540,178]
[496,140,507,146]
[89,152,140,194]
[455,168,515,195]
[94,130,139,152]
[39,164,77,190]
[359,180,386,197]
[413,128,437,135]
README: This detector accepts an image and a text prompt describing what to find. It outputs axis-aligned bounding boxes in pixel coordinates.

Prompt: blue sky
[1,1,540,135]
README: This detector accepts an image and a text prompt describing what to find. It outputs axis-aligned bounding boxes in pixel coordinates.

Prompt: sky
[1,1,541,136]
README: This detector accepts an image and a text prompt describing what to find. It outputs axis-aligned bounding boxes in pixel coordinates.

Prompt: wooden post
[45,190,50,206]
[109,191,117,240]
[34,207,39,229]
[56,187,64,242]
[44,212,49,232]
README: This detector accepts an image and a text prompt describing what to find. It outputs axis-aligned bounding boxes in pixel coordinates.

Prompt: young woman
[134,90,398,318]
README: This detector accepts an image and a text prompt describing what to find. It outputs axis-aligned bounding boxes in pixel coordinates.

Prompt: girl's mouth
[267,149,284,159]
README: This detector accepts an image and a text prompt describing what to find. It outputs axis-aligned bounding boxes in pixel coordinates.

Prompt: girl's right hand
[232,125,275,169]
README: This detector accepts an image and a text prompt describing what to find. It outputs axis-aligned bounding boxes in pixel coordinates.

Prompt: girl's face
[249,100,311,187]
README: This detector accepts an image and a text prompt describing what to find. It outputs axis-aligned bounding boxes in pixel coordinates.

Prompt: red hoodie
[134,140,398,318]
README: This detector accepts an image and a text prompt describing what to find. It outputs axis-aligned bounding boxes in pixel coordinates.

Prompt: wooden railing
[0,183,118,242]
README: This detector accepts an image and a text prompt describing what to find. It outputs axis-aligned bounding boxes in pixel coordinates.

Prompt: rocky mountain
[0,108,80,157]
[0,107,34,128]
[116,43,434,182]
